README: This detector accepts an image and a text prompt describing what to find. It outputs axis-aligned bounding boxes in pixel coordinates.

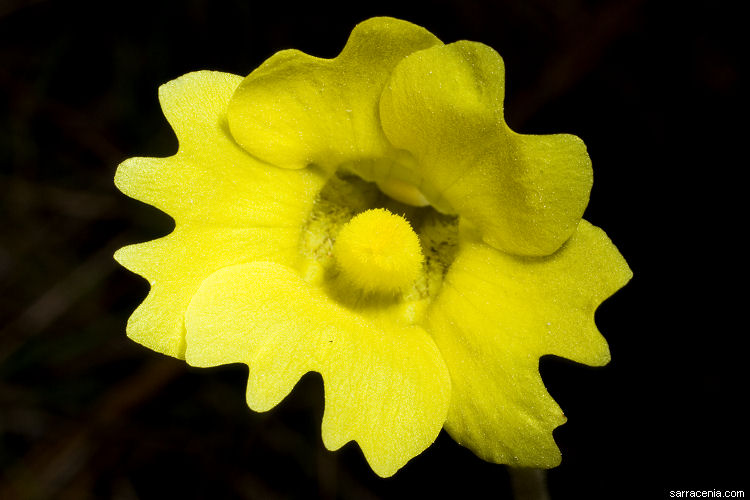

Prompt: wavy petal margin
[424,220,632,466]
[114,71,325,357]
[184,262,451,477]
[227,17,441,170]
[380,42,592,256]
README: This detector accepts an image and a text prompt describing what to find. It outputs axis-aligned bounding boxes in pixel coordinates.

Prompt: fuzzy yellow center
[333,208,423,293]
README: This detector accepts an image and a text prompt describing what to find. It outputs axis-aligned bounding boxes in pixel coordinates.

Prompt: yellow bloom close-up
[114,16,631,477]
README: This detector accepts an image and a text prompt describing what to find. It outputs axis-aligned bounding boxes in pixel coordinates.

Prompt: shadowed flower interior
[114,17,632,477]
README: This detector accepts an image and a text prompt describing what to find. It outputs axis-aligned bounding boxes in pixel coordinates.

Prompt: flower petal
[226,17,441,170]
[114,226,302,357]
[114,70,326,357]
[423,220,632,466]
[184,262,451,477]
[115,71,325,227]
[380,41,593,256]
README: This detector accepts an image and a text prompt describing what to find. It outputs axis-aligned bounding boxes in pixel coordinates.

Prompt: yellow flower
[114,17,632,477]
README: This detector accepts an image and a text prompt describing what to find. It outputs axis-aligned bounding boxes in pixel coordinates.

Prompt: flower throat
[298,171,458,322]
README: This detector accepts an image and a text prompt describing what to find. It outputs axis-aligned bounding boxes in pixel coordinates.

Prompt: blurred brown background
[1,0,743,498]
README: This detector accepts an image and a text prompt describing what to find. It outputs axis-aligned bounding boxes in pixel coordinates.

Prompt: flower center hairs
[330,207,425,294]
[114,17,632,478]
[301,171,458,324]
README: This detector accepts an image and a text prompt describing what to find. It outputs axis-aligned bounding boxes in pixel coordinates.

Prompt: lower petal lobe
[184,262,451,477]
[424,220,632,466]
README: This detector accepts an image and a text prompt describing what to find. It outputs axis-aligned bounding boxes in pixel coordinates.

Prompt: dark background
[1,0,743,498]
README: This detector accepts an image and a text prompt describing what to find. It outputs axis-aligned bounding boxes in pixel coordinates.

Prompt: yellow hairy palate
[114,17,631,477]
[333,208,423,293]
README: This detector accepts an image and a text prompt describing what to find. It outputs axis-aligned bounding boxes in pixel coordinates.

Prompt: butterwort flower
[115,17,631,477]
